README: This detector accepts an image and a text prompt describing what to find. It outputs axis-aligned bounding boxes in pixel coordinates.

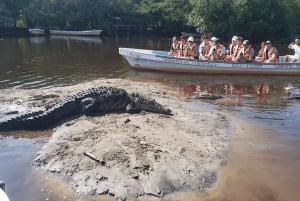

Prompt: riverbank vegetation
[0,0,299,41]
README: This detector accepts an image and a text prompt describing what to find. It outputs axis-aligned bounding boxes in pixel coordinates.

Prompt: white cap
[188,36,194,42]
[211,36,217,41]
[232,36,238,41]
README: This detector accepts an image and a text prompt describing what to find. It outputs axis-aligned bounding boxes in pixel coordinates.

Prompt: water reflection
[0,37,130,89]
[49,35,103,44]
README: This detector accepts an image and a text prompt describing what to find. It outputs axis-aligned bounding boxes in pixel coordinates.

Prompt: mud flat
[0,79,231,201]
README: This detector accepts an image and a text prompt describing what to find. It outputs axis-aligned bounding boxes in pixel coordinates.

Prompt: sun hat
[211,36,217,41]
[212,38,220,44]
[265,40,272,44]
[232,36,238,41]
[188,36,194,42]
[243,40,249,45]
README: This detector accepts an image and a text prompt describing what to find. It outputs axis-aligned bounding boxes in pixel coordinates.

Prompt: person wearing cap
[232,40,255,62]
[168,36,180,57]
[178,36,188,57]
[186,36,199,59]
[224,36,238,62]
[199,35,211,60]
[255,42,266,62]
[283,36,300,63]
[210,36,217,41]
[207,38,226,61]
[264,40,278,63]
[231,37,243,62]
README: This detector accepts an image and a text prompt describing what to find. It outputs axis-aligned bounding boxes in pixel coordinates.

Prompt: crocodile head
[129,93,172,115]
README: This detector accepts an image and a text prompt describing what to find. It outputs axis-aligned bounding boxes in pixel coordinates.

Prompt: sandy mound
[0,79,231,201]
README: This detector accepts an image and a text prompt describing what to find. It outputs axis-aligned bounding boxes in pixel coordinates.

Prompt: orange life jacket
[186,43,198,59]
[264,47,278,62]
[257,48,264,57]
[200,42,211,57]
[241,45,254,60]
[212,44,226,60]
[233,44,242,57]
[179,43,188,57]
[171,42,180,53]
[228,43,235,55]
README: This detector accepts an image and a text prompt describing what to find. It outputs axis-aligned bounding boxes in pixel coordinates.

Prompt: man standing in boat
[283,36,300,63]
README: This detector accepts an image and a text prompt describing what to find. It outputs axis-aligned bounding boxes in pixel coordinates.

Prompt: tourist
[178,36,188,57]
[168,36,180,56]
[199,35,211,60]
[208,38,226,61]
[264,40,278,63]
[224,36,238,62]
[255,42,266,63]
[232,40,255,62]
[231,37,243,62]
[283,36,300,63]
[186,36,199,59]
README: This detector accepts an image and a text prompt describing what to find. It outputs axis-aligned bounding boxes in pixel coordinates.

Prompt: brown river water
[0,37,300,201]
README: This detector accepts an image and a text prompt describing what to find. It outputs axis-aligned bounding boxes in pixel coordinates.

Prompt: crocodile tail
[0,111,44,132]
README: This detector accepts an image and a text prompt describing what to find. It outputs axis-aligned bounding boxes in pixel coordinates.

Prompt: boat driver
[283,36,300,63]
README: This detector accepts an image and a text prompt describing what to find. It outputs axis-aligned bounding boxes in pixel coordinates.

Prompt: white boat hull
[29,28,45,36]
[0,188,10,201]
[119,48,300,75]
[49,29,102,36]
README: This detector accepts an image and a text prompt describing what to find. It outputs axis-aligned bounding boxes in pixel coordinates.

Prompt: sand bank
[0,79,231,201]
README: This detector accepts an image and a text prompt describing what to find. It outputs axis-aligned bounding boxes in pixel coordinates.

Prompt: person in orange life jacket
[231,37,243,62]
[168,36,180,56]
[178,36,188,57]
[208,38,226,61]
[283,36,300,63]
[199,35,211,60]
[232,40,255,62]
[255,42,266,63]
[264,40,278,63]
[186,36,199,59]
[224,36,239,62]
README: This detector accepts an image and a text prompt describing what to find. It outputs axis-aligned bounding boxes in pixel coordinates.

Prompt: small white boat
[119,48,300,75]
[49,29,102,36]
[29,28,45,36]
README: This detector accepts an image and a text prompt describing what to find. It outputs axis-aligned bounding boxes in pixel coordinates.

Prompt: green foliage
[189,0,233,34]
[231,0,288,41]
[283,0,300,38]
[138,0,191,34]
[0,0,299,40]
[0,3,15,26]
[188,0,295,42]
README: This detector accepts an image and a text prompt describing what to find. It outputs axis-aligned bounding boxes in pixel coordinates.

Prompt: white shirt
[291,44,300,58]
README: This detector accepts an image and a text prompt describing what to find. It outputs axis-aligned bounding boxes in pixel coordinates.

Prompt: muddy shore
[0,79,231,201]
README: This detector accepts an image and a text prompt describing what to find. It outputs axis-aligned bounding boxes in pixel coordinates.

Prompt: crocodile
[0,87,172,132]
